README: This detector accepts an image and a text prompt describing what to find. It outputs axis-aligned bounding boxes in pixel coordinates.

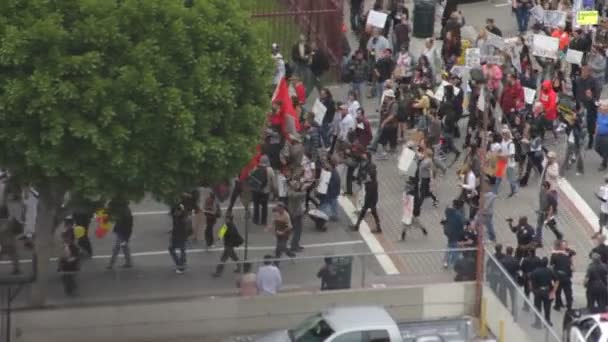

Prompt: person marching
[529,257,559,328]
[212,213,244,277]
[350,163,381,233]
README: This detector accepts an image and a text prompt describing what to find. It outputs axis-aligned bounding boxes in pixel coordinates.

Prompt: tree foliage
[0,0,272,201]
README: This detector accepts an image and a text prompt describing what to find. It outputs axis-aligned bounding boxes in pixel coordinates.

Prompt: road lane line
[557,177,600,233]
[0,240,364,264]
[338,195,400,275]
[132,204,276,216]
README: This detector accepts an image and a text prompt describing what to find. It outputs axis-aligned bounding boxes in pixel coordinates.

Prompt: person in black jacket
[586,253,608,313]
[106,202,133,270]
[58,231,80,296]
[320,88,336,147]
[499,246,521,310]
[551,240,575,311]
[310,41,330,94]
[350,163,381,233]
[169,203,189,274]
[212,213,244,277]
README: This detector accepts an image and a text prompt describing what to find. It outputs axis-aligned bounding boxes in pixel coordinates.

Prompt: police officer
[529,257,558,328]
[499,246,520,310]
[458,221,478,259]
[507,216,536,260]
[520,249,541,311]
[550,240,575,311]
[590,233,608,264]
[585,253,608,313]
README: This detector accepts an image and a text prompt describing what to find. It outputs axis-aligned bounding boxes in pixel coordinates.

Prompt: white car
[564,311,608,342]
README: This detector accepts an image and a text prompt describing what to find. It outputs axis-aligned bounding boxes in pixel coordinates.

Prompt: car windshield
[289,314,335,342]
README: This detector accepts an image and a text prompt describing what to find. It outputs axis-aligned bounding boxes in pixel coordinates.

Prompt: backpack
[247,167,268,192]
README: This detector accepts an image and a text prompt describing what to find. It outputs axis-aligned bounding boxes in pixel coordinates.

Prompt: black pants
[305,186,319,211]
[522,274,532,309]
[498,278,516,311]
[205,215,217,247]
[61,273,77,295]
[355,204,380,230]
[77,235,93,257]
[588,120,596,149]
[252,191,269,225]
[520,152,543,186]
[346,165,356,194]
[533,290,553,325]
[214,246,239,275]
[275,236,294,259]
[555,278,573,310]
[587,285,608,313]
[420,178,437,204]
[168,240,187,269]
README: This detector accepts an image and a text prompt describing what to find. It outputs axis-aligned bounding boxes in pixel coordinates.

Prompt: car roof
[578,313,608,339]
[323,306,394,332]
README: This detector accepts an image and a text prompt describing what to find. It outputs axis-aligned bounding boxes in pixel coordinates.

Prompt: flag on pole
[272,76,301,134]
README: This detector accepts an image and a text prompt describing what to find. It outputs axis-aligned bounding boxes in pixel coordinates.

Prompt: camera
[505,218,514,223]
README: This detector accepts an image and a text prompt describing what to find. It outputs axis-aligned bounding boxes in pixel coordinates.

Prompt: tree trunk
[29,185,65,307]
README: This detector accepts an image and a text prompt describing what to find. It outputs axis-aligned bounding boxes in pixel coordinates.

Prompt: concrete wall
[13,282,476,342]
[482,285,532,342]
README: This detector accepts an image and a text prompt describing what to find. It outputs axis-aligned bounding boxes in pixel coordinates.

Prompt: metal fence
[250,0,344,69]
[484,249,561,342]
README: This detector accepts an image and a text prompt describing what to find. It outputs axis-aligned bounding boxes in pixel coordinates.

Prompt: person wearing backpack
[249,155,275,226]
[211,213,244,277]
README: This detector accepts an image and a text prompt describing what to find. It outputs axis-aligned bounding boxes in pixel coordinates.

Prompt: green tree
[0,0,271,304]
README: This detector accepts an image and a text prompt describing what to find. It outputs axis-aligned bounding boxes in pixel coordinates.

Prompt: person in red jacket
[539,80,558,140]
[500,73,525,125]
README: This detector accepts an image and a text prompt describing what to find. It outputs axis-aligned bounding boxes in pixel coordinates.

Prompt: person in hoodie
[539,80,558,140]
[500,73,525,125]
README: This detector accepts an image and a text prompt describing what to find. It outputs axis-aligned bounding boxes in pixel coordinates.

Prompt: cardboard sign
[312,98,326,125]
[486,32,505,50]
[576,10,599,25]
[398,147,416,175]
[532,34,559,60]
[524,87,536,104]
[544,10,567,27]
[566,49,584,65]
[465,48,481,68]
[367,10,388,28]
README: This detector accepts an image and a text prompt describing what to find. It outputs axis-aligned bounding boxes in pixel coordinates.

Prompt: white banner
[524,87,536,104]
[465,48,481,68]
[316,170,331,195]
[531,5,545,21]
[544,10,567,27]
[486,31,505,50]
[532,34,559,60]
[312,98,327,125]
[566,49,584,65]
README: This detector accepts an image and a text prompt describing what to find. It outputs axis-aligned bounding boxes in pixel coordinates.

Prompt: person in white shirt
[256,255,283,295]
[338,104,356,143]
[597,176,608,234]
[271,43,285,86]
[544,151,560,190]
[347,91,360,117]
[493,129,518,197]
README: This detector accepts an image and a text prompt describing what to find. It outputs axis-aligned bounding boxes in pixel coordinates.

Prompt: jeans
[562,143,584,173]
[351,82,364,102]
[515,7,530,33]
[169,240,187,270]
[320,197,339,220]
[374,80,385,100]
[493,167,518,195]
[321,122,332,147]
[484,214,496,242]
[108,235,132,267]
[445,241,459,267]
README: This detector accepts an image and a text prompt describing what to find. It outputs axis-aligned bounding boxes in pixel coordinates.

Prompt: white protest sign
[465,48,481,68]
[486,31,505,50]
[398,146,416,175]
[566,49,584,65]
[477,87,486,112]
[532,34,559,60]
[450,65,470,78]
[504,38,522,73]
[367,10,388,28]
[531,5,545,22]
[544,10,567,27]
[433,81,461,102]
[481,55,504,65]
[461,26,478,42]
[312,98,326,125]
[524,87,536,104]
[316,169,331,195]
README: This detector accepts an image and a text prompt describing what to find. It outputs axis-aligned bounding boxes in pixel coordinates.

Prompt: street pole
[474,80,491,317]
[244,208,250,261]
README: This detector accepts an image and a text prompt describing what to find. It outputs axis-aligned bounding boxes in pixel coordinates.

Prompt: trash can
[413,0,436,38]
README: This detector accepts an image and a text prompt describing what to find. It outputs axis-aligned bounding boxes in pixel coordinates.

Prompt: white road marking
[338,195,400,275]
[494,2,511,6]
[558,177,600,233]
[0,240,364,264]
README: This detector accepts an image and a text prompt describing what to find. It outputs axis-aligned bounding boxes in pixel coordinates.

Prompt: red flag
[272,77,301,133]
[239,145,262,181]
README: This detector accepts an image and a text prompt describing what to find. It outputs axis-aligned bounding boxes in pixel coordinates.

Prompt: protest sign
[532,34,559,59]
[565,49,584,65]
[367,10,388,28]
[461,26,478,42]
[524,87,536,105]
[450,65,470,78]
[576,10,599,25]
[433,81,461,102]
[486,31,505,50]
[312,98,327,125]
[477,87,486,112]
[504,38,522,73]
[481,55,504,65]
[531,5,545,22]
[398,146,416,175]
[544,10,567,27]
[317,170,331,195]
[465,48,481,68]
